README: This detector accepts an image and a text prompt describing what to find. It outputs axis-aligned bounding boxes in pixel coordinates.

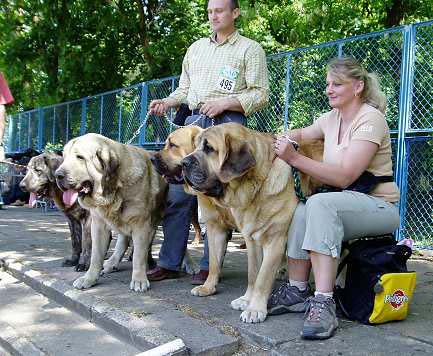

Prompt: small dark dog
[1,148,40,205]
[19,152,92,271]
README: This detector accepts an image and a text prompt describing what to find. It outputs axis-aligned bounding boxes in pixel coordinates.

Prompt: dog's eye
[203,141,215,154]
[168,141,178,149]
[76,155,85,160]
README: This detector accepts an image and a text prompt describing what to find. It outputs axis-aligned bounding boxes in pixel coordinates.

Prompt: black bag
[316,171,394,195]
[334,236,415,325]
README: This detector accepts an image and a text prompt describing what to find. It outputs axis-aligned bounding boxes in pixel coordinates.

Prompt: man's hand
[199,99,229,118]
[149,99,171,116]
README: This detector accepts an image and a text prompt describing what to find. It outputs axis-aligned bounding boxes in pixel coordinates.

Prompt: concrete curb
[2,258,188,355]
[136,339,187,356]
[0,320,47,356]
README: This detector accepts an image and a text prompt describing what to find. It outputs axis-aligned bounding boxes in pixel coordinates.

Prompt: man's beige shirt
[313,103,400,203]
[169,31,269,116]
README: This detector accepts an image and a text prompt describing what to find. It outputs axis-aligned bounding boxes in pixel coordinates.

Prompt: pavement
[1,206,433,355]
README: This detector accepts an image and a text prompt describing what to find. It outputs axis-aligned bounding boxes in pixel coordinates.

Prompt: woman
[0,72,15,161]
[269,57,400,340]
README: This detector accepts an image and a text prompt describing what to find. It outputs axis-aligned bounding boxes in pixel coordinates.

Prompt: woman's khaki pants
[286,191,400,259]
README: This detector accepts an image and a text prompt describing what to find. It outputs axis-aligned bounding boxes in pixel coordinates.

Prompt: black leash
[287,140,307,203]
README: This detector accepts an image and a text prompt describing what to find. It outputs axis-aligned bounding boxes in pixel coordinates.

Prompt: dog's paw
[231,296,249,311]
[130,278,150,292]
[73,275,97,290]
[102,259,119,275]
[62,256,79,267]
[75,256,91,272]
[191,285,216,297]
[75,263,88,272]
[240,309,267,323]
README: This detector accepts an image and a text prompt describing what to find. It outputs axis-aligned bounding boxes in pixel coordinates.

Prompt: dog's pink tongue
[63,190,78,207]
[29,192,37,208]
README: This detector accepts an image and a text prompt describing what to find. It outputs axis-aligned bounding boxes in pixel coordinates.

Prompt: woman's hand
[274,133,299,164]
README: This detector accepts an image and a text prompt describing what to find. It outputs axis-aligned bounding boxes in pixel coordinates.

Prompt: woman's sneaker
[267,283,313,315]
[301,294,338,340]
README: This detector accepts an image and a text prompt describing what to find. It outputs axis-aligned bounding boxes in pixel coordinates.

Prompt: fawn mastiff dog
[180,123,323,323]
[151,125,237,289]
[19,152,92,271]
[55,133,167,292]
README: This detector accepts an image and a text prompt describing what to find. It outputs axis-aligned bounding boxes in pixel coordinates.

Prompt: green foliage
[0,0,208,110]
[43,142,63,152]
[1,0,431,112]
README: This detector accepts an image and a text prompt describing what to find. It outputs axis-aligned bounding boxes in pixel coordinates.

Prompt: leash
[0,160,28,170]
[126,110,207,145]
[0,109,207,162]
[284,138,307,203]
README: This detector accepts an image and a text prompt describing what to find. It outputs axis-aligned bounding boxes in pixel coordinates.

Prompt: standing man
[148,0,269,284]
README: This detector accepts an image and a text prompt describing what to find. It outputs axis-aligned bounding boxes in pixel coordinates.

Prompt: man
[148,0,269,284]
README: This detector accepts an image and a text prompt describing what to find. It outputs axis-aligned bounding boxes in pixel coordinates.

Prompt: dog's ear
[189,126,204,150]
[95,146,119,176]
[43,153,63,182]
[218,134,256,183]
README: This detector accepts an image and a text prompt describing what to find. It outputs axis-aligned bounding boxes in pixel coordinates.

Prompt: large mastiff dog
[181,123,322,323]
[55,133,167,292]
[19,152,92,271]
[151,126,236,287]
[151,126,236,292]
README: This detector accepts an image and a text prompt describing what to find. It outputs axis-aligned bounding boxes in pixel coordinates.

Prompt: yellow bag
[369,272,417,324]
[334,238,415,325]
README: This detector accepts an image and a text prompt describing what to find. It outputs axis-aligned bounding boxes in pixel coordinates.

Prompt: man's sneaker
[301,294,338,340]
[267,283,313,315]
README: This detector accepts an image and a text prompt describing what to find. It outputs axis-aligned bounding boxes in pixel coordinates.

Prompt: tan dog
[55,133,167,292]
[151,126,237,292]
[181,123,323,323]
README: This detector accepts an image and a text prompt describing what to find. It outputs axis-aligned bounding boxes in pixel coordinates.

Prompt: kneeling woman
[269,57,400,339]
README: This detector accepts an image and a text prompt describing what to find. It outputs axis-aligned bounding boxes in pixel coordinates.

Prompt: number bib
[216,65,239,93]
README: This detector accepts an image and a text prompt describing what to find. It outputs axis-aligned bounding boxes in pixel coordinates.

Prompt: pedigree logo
[384,289,409,310]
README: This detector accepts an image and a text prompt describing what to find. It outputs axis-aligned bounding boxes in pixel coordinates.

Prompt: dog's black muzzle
[150,155,184,184]
[182,155,224,198]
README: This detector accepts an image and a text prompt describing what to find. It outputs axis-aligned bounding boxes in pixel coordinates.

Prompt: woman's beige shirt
[313,103,400,203]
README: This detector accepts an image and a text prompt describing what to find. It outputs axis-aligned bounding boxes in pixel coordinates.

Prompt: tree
[0,0,431,111]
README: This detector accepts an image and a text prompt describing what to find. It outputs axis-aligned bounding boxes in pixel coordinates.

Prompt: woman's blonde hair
[327,57,387,114]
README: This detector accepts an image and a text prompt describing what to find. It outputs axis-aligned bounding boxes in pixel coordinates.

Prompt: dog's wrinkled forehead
[196,128,225,152]
[169,126,203,150]
[28,156,45,169]
[64,136,100,157]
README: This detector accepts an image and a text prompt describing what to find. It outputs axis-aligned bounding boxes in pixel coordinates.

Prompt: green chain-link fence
[4,20,433,244]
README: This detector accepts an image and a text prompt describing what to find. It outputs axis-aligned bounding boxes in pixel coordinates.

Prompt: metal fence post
[80,98,87,135]
[100,95,104,134]
[118,91,123,142]
[37,108,44,151]
[66,103,70,142]
[282,54,292,131]
[27,112,31,149]
[338,43,344,57]
[8,115,15,152]
[395,25,416,240]
[139,82,148,146]
[53,106,56,145]
[18,113,22,151]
